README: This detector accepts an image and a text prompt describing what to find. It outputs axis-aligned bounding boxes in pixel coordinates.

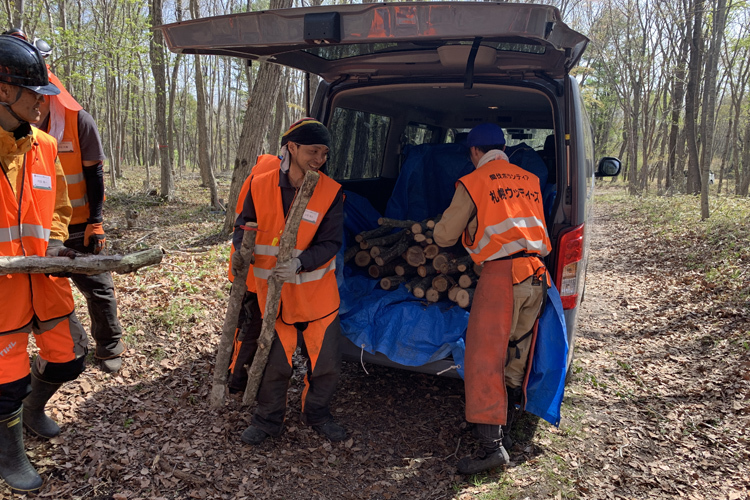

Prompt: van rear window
[327,107,390,180]
[302,41,545,61]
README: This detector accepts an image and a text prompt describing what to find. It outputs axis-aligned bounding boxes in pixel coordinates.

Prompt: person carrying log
[433,123,551,475]
[233,118,346,445]
[22,32,127,374]
[0,34,89,494]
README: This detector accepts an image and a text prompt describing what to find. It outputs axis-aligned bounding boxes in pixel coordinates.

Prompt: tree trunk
[223,0,294,233]
[684,0,704,196]
[150,0,174,200]
[698,0,728,220]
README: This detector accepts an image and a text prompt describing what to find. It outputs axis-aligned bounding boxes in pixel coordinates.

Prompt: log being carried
[0,248,165,276]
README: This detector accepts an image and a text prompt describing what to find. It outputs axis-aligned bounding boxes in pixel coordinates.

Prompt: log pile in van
[344,216,478,308]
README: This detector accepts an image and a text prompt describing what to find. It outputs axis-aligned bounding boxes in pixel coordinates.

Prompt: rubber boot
[0,408,43,494]
[22,372,63,439]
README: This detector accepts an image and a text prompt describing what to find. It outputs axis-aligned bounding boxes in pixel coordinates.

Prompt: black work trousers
[65,225,124,359]
[251,313,341,436]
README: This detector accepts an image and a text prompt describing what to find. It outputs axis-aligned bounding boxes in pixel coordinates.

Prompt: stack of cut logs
[343,217,480,309]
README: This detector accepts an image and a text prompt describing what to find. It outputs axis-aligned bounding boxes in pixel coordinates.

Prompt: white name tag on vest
[58,141,75,153]
[32,174,52,190]
[302,209,320,224]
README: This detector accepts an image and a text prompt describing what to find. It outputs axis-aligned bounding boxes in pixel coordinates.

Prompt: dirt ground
[4,179,749,499]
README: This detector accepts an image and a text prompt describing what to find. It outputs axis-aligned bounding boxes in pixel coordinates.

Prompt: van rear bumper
[340,335,462,379]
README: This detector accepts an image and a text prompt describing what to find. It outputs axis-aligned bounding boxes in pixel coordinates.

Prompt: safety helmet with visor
[0,35,59,96]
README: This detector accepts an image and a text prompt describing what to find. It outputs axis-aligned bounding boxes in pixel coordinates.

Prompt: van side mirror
[596,157,621,178]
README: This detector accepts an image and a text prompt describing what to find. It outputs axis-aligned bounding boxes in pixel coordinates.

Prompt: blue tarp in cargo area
[337,191,568,426]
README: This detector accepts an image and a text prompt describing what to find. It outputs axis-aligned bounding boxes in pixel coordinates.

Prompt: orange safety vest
[459,158,551,283]
[44,106,90,225]
[0,129,75,332]
[228,154,283,290]
[251,168,340,324]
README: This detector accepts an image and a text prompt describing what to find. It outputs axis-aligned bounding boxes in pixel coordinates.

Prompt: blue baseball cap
[466,123,505,147]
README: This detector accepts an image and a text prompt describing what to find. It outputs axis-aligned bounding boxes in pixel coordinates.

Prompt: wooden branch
[344,245,359,263]
[360,229,406,250]
[395,263,418,277]
[426,214,441,229]
[412,276,434,299]
[417,263,436,278]
[377,217,419,229]
[458,270,478,289]
[431,274,456,293]
[210,223,257,409]
[354,250,372,267]
[0,248,165,276]
[447,284,461,302]
[404,276,423,293]
[374,235,410,266]
[423,244,440,260]
[380,275,406,291]
[425,287,446,303]
[432,252,455,274]
[368,260,400,279]
[405,245,426,267]
[243,171,319,405]
[456,287,475,309]
[440,255,474,275]
[355,225,394,243]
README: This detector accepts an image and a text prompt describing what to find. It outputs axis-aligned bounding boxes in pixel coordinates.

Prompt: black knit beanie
[280,118,330,148]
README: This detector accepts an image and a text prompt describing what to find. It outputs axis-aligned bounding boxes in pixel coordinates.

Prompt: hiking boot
[457,445,510,475]
[241,425,270,445]
[98,357,122,374]
[312,420,347,442]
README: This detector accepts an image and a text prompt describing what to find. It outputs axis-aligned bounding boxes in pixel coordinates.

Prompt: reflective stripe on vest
[251,168,341,323]
[49,106,88,224]
[460,158,551,282]
[0,129,75,331]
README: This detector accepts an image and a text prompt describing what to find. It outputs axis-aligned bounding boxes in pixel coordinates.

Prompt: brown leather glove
[84,222,106,254]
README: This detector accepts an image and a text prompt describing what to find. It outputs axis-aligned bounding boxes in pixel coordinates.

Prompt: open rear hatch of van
[158,2,588,81]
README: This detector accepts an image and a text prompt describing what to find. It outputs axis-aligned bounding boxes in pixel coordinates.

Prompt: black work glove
[45,239,80,277]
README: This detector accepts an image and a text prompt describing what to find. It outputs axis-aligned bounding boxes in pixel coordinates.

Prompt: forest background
[4,0,750,223]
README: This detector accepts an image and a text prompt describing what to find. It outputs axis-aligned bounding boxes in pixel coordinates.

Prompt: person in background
[9,29,126,373]
[0,34,89,494]
[434,123,551,475]
[234,118,346,445]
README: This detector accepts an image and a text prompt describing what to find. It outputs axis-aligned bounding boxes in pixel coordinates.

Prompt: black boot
[0,408,43,494]
[502,385,523,449]
[459,424,510,474]
[22,372,63,439]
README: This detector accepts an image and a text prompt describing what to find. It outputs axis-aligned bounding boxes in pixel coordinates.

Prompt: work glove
[45,239,79,277]
[46,239,80,259]
[271,257,302,282]
[84,222,106,254]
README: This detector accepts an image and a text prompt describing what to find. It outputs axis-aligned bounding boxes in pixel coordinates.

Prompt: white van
[160,2,620,395]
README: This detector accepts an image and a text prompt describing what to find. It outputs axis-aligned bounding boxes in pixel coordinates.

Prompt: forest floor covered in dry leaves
[4,174,749,500]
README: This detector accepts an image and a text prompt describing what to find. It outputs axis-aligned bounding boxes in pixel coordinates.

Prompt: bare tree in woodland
[190,0,220,209]
[684,0,704,196]
[149,0,174,200]
[223,0,295,233]
[698,0,729,219]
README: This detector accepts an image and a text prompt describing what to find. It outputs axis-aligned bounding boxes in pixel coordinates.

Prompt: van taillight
[555,224,584,310]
